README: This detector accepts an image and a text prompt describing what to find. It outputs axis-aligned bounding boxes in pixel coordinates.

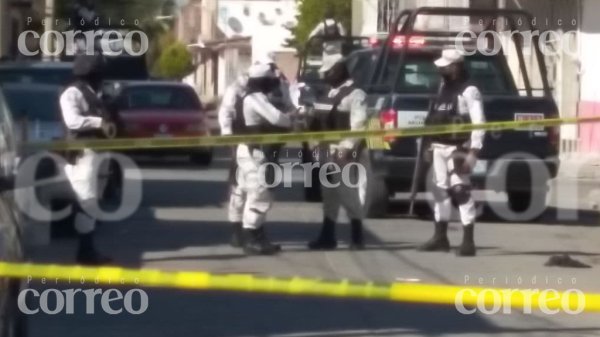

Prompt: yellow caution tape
[1,262,599,312]
[25,116,600,152]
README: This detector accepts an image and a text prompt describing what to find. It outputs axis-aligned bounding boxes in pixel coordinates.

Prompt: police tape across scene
[1,262,599,313]
[25,116,600,152]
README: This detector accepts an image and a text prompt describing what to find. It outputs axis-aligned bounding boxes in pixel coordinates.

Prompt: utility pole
[43,0,55,61]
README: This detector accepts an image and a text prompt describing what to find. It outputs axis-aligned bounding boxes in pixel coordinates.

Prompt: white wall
[353,0,469,36]
[217,0,297,61]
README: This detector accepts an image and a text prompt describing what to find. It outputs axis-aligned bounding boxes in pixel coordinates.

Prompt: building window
[377,0,402,33]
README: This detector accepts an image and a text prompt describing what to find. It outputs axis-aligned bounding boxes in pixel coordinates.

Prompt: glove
[101,120,118,139]
[458,149,479,174]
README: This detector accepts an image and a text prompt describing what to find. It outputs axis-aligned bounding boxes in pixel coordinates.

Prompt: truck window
[379,53,518,95]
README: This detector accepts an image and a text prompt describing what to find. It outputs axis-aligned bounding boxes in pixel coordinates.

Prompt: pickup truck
[361,7,560,221]
[0,86,27,337]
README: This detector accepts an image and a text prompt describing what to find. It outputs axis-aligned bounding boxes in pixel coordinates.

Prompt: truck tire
[507,189,547,221]
[360,150,389,218]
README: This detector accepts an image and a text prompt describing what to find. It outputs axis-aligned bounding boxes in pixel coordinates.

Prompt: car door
[0,88,27,337]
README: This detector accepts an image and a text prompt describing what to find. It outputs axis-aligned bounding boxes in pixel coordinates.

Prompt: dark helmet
[73,52,104,77]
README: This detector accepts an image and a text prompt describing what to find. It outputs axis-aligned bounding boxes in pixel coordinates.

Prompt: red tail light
[391,35,426,49]
[368,36,380,47]
[380,109,397,142]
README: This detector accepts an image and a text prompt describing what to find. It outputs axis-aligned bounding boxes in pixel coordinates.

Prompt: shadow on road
[386,200,600,227]
[27,288,600,337]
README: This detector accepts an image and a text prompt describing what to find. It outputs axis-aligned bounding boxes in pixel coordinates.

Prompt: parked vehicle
[0,55,148,87]
[110,81,213,165]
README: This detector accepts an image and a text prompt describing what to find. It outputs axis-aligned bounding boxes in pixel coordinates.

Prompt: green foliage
[154,42,194,80]
[285,0,352,53]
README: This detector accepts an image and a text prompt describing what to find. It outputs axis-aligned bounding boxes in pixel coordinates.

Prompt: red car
[112,81,213,165]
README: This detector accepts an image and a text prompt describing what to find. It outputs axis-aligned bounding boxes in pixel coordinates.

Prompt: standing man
[308,8,346,41]
[234,63,292,255]
[307,53,368,250]
[219,72,249,247]
[418,49,485,257]
[308,7,346,60]
[60,52,115,265]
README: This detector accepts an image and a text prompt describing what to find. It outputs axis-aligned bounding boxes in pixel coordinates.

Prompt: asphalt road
[24,149,600,337]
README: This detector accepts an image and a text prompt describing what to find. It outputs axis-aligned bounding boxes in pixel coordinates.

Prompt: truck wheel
[190,152,213,166]
[507,189,547,221]
[360,151,389,218]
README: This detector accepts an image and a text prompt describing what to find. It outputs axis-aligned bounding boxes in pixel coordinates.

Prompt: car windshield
[348,49,380,89]
[2,86,61,121]
[120,85,202,111]
[375,52,517,94]
[0,67,72,86]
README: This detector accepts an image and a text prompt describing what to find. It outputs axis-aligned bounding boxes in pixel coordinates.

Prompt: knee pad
[448,185,471,205]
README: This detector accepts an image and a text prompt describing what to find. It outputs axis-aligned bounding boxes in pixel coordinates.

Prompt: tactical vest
[64,81,105,140]
[313,84,356,132]
[323,19,342,38]
[426,82,473,146]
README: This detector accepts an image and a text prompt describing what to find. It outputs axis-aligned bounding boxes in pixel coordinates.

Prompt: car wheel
[359,150,389,218]
[507,189,547,221]
[190,152,213,166]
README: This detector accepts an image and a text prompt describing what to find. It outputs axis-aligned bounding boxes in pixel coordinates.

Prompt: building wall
[352,0,469,36]
[578,0,600,153]
[176,0,204,43]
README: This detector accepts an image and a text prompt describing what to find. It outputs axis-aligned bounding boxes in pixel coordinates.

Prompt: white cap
[434,49,465,68]
[319,53,344,73]
[247,63,276,78]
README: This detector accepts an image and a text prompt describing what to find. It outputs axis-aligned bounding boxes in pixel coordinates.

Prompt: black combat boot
[349,219,365,250]
[417,221,451,252]
[230,222,244,248]
[308,217,337,250]
[76,232,112,265]
[456,224,476,257]
[243,227,281,255]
